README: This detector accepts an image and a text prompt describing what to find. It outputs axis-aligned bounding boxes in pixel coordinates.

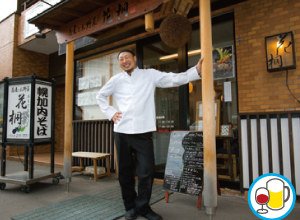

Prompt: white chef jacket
[96,66,200,134]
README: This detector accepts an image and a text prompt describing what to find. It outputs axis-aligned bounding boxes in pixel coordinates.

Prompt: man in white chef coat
[96,49,203,220]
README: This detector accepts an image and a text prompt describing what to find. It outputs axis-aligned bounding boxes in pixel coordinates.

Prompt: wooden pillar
[200,0,217,216]
[64,41,74,191]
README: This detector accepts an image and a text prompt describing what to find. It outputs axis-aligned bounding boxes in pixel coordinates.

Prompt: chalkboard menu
[163,131,203,196]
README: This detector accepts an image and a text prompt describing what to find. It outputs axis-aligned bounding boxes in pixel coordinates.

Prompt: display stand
[0,74,61,193]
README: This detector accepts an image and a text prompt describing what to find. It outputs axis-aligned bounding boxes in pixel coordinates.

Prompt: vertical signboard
[0,83,4,142]
[1,75,56,181]
[34,83,52,139]
[6,84,31,139]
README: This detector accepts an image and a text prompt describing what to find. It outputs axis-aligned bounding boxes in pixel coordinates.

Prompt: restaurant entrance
[141,36,180,178]
[141,13,240,188]
[186,14,240,189]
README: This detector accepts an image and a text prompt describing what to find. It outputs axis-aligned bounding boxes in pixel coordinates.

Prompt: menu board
[163,131,203,196]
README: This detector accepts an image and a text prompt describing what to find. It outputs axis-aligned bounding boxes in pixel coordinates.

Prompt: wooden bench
[72,152,111,181]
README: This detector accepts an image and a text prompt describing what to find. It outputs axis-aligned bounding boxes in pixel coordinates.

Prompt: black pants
[114,132,155,215]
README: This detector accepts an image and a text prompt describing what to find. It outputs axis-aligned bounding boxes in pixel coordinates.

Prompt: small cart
[0,170,61,193]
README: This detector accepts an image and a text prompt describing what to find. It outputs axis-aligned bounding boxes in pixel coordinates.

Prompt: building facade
[0,0,299,197]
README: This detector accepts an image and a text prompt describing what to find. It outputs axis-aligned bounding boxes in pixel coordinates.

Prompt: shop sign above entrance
[56,0,163,44]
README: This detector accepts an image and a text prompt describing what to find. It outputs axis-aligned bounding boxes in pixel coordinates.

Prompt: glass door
[74,45,136,121]
[188,16,240,186]
[142,40,178,178]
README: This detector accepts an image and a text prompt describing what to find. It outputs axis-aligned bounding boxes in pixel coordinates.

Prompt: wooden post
[200,0,217,216]
[64,41,74,192]
[145,11,154,32]
[109,55,112,105]
[165,191,169,203]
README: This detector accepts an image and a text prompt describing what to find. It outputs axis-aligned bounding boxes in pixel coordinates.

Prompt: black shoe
[125,207,139,220]
[142,210,163,220]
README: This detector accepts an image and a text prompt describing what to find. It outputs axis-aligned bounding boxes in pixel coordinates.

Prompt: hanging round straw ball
[159,14,192,48]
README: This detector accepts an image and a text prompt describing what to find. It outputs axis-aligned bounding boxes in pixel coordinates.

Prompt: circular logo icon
[248,173,296,220]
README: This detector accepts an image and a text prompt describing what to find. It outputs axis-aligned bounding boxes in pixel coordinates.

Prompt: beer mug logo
[248,173,296,220]
[266,178,290,210]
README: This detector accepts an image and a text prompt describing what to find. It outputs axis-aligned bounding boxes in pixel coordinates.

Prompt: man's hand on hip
[112,112,122,124]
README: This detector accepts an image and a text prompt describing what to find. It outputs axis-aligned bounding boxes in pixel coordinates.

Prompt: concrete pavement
[0,160,299,220]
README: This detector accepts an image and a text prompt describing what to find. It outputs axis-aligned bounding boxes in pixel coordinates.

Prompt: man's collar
[123,67,139,76]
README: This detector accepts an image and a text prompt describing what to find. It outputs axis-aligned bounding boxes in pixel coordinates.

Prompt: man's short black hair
[117,49,135,59]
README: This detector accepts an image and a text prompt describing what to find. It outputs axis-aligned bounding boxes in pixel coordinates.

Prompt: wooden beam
[160,0,175,16]
[88,34,100,38]
[94,10,172,42]
[145,44,170,55]
[61,8,85,17]
[78,13,199,58]
[44,18,65,26]
[175,0,194,17]
[75,29,160,59]
[94,19,144,42]
[35,22,60,30]
[86,0,107,7]
[56,0,164,44]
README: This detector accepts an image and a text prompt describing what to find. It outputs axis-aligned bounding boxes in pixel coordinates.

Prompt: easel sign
[163,131,203,189]
[163,131,204,208]
[196,100,220,135]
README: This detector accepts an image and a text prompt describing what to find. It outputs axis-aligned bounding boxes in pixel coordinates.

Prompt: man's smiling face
[118,52,137,75]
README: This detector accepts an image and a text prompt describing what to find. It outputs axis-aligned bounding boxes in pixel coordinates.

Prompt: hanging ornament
[159,14,192,48]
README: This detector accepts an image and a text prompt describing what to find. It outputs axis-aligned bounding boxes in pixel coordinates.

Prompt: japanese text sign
[265,31,296,72]
[34,84,52,139]
[7,84,31,139]
[6,82,52,140]
[56,0,163,44]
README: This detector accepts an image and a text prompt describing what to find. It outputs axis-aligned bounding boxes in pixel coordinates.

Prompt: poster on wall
[78,93,88,106]
[196,100,220,135]
[213,45,235,80]
[223,81,232,102]
[34,83,52,139]
[78,76,89,90]
[77,92,98,106]
[6,84,31,139]
[89,75,102,88]
[88,92,98,105]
